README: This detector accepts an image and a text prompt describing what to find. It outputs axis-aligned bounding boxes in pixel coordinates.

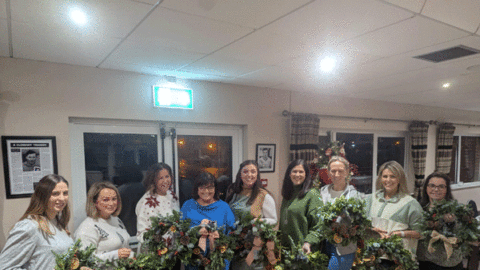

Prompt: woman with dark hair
[365,161,423,266]
[136,163,179,247]
[75,181,132,261]
[416,172,463,270]
[226,160,277,270]
[0,174,74,269]
[279,159,323,255]
[320,156,364,270]
[181,172,235,270]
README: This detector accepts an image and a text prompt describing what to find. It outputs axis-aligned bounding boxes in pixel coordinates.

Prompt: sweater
[74,216,131,261]
[0,218,73,270]
[279,187,323,249]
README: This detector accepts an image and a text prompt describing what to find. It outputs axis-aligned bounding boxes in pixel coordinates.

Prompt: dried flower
[170,226,177,233]
[180,235,190,245]
[193,248,201,255]
[157,248,168,256]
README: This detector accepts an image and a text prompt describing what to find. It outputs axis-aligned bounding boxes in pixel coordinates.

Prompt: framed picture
[2,136,58,199]
[256,144,276,173]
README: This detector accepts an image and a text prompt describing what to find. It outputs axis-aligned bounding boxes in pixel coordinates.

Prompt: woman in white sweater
[75,181,132,262]
[135,163,180,246]
[320,156,364,270]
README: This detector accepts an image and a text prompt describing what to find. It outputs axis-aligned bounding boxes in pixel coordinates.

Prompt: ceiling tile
[100,38,206,72]
[345,16,469,57]
[265,0,414,48]
[12,21,121,67]
[10,0,153,39]
[382,0,426,13]
[160,0,313,29]
[0,19,9,57]
[127,7,253,54]
[179,55,269,77]
[422,0,480,33]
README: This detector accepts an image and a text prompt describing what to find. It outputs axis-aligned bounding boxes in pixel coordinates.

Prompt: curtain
[435,123,456,174]
[289,113,320,163]
[409,121,429,200]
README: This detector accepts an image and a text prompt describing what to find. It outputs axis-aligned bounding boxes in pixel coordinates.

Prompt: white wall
[1,57,480,248]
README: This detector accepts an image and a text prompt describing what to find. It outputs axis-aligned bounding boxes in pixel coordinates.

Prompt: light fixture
[69,8,87,26]
[178,139,185,146]
[442,82,451,89]
[319,56,336,73]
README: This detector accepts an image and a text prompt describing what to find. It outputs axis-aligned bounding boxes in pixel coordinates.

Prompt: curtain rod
[281,110,480,128]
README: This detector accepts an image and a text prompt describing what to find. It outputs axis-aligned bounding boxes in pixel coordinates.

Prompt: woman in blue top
[181,172,235,270]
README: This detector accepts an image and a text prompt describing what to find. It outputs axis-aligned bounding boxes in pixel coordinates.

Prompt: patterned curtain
[435,123,456,174]
[409,121,429,200]
[289,113,320,163]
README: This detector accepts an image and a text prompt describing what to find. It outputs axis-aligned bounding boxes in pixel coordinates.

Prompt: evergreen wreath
[231,212,281,268]
[53,239,99,270]
[189,220,235,270]
[317,196,371,246]
[143,210,197,269]
[352,235,418,270]
[421,199,480,256]
[276,236,328,270]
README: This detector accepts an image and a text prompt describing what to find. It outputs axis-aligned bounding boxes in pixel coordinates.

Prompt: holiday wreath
[352,235,418,270]
[275,236,328,270]
[53,239,99,270]
[421,199,480,258]
[142,210,197,268]
[317,196,371,246]
[231,212,281,268]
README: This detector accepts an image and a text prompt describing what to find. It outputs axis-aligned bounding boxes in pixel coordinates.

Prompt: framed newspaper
[2,136,58,199]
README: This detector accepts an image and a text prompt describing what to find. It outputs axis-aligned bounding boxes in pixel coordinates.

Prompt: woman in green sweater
[279,159,323,254]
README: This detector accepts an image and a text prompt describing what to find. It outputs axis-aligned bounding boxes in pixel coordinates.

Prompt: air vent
[414,45,480,63]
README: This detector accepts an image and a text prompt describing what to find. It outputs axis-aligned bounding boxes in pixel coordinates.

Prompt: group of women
[0,156,472,270]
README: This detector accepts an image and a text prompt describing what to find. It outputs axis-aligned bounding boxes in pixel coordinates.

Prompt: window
[449,136,480,185]
[321,131,407,194]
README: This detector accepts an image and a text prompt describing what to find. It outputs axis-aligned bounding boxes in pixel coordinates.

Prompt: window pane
[177,135,233,206]
[84,133,158,236]
[459,136,480,183]
[377,137,405,172]
[448,136,459,183]
[336,133,373,194]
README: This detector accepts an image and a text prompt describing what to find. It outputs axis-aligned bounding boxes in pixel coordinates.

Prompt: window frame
[450,134,480,190]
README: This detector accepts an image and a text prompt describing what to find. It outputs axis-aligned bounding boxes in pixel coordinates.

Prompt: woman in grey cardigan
[320,156,363,270]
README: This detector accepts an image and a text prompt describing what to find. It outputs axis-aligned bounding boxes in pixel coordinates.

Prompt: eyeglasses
[198,186,215,191]
[427,184,447,190]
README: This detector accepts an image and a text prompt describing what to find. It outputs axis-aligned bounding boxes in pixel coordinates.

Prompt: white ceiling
[2,0,480,111]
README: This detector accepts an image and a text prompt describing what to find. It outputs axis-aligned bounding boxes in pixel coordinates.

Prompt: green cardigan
[279,186,323,249]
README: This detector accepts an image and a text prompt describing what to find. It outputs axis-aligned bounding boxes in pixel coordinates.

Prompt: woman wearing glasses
[416,172,463,270]
[226,160,277,270]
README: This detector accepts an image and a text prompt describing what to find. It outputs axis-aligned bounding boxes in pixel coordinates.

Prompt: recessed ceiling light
[442,82,451,89]
[70,8,87,26]
[319,57,336,73]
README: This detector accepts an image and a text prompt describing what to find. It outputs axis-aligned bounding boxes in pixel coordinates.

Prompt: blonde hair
[20,174,70,236]
[327,156,351,182]
[376,161,408,195]
[86,182,122,218]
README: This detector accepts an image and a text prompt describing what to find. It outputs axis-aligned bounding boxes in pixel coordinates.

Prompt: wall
[2,57,480,247]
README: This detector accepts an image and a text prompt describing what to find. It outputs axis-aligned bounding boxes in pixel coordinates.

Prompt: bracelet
[400,231,405,237]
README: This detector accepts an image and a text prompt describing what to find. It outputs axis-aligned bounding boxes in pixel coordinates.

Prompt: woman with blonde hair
[75,181,132,261]
[320,156,363,270]
[0,174,73,269]
[365,161,423,266]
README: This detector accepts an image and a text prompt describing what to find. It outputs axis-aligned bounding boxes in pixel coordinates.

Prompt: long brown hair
[281,159,312,200]
[142,163,173,195]
[225,160,264,205]
[20,174,70,235]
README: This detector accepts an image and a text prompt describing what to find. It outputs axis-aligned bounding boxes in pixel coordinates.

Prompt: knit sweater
[0,218,73,270]
[74,216,131,261]
[279,187,323,249]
